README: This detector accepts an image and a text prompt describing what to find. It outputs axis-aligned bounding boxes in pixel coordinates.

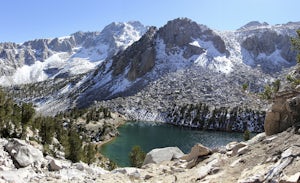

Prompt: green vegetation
[243,129,250,141]
[261,85,273,100]
[67,128,84,162]
[272,79,281,93]
[0,89,31,138]
[260,79,281,100]
[242,83,248,92]
[107,160,118,171]
[0,88,114,164]
[129,145,146,168]
[83,143,98,164]
[291,30,300,65]
[287,30,300,86]
[286,74,300,86]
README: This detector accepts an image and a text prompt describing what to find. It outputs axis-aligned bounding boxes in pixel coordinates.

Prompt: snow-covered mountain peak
[238,21,270,31]
[97,21,147,49]
[0,21,147,86]
[236,21,300,37]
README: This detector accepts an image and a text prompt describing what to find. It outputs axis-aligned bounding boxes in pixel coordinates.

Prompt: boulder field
[1,128,300,182]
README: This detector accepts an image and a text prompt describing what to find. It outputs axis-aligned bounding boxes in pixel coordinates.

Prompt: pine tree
[39,117,55,145]
[67,129,83,163]
[83,143,97,164]
[129,145,146,168]
[243,129,251,141]
[21,103,35,125]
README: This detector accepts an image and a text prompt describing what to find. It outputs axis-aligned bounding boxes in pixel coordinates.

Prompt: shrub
[108,160,117,171]
[243,129,250,141]
[129,145,146,168]
[242,83,248,91]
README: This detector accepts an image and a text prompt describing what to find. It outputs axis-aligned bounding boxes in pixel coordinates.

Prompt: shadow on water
[100,121,244,167]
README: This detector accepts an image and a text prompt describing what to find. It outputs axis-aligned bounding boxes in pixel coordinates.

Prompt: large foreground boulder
[49,159,63,171]
[180,143,211,161]
[4,138,43,167]
[143,147,184,166]
[225,142,247,156]
[264,92,300,136]
[179,143,211,168]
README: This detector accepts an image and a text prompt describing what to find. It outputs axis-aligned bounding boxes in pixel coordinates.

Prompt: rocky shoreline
[1,127,300,183]
[99,101,266,133]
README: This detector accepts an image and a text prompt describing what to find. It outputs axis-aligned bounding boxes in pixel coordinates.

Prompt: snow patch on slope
[256,49,290,64]
[0,61,46,85]
[153,38,233,74]
[192,39,233,74]
[0,51,103,86]
[71,44,109,62]
[155,39,192,71]
[115,22,145,48]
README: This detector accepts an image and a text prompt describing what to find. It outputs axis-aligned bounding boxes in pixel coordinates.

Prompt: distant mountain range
[0,21,146,85]
[1,18,300,117]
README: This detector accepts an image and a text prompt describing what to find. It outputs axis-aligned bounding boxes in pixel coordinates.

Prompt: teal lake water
[100,121,244,167]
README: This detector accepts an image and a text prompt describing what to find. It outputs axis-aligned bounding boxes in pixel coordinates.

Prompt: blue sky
[1,0,299,43]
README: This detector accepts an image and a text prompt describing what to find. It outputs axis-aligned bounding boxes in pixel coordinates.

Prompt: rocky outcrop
[179,144,211,169]
[225,141,248,156]
[158,18,228,58]
[237,21,299,73]
[181,143,211,162]
[4,138,43,167]
[241,31,291,58]
[166,103,265,132]
[0,138,109,182]
[111,26,157,80]
[48,158,63,171]
[242,31,296,73]
[0,139,14,171]
[264,89,300,136]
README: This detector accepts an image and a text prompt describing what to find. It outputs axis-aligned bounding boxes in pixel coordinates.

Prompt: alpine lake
[100,121,247,167]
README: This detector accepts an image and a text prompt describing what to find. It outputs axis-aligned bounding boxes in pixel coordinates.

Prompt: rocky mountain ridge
[1,18,300,128]
[70,18,298,106]
[0,21,146,85]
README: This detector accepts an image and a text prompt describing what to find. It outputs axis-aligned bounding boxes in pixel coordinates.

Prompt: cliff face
[165,104,265,132]
[264,63,300,136]
[111,26,157,81]
[157,18,228,58]
[264,90,300,135]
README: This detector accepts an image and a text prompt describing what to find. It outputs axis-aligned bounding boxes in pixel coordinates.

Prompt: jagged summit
[238,21,269,30]
[157,18,228,58]
[0,21,147,86]
[96,21,146,49]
